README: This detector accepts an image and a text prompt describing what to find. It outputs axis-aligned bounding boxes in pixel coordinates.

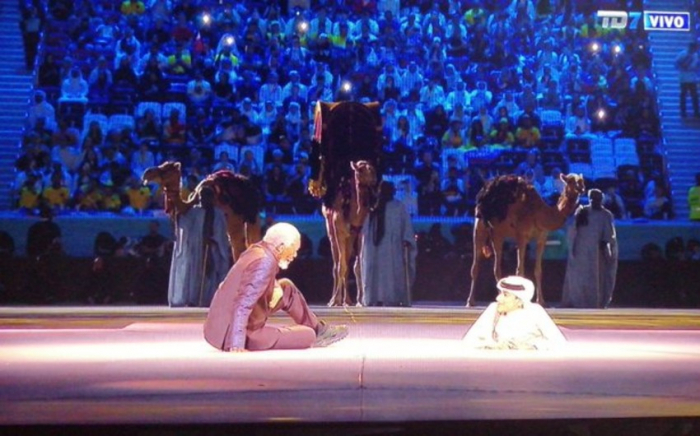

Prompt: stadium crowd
[13,0,673,219]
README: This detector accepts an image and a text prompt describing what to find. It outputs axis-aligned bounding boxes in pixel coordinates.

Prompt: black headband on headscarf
[499,282,526,292]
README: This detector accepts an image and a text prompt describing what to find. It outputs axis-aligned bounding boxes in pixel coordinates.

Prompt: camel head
[558,173,586,213]
[350,160,378,214]
[142,161,182,192]
[191,174,223,207]
[350,160,377,187]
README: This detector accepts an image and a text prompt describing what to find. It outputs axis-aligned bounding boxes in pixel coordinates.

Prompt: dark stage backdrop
[1,254,698,308]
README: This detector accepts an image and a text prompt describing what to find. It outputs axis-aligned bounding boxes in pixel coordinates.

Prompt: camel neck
[557,191,579,216]
[535,190,579,231]
[350,182,372,224]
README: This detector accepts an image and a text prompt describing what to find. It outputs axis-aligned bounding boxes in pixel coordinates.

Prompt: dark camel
[308,101,383,306]
[319,160,377,306]
[142,162,262,262]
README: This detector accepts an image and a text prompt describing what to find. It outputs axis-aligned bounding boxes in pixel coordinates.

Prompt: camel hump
[311,101,383,208]
[207,170,262,224]
[476,175,530,225]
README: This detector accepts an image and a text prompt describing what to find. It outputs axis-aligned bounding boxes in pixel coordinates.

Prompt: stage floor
[1,306,700,427]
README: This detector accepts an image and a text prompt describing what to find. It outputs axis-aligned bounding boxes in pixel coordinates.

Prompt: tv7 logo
[598,10,642,29]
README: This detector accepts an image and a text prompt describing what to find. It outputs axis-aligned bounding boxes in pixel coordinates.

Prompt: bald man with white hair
[204,223,347,352]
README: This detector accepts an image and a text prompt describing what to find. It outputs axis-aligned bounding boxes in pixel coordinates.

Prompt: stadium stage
[1,305,700,431]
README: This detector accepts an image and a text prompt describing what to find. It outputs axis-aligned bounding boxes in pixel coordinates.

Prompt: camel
[308,101,383,306]
[466,173,585,306]
[321,160,378,306]
[142,162,262,262]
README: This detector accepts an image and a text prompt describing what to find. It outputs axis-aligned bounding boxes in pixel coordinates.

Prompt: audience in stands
[14,0,672,218]
[675,42,699,119]
[644,185,673,220]
[603,184,627,220]
[27,91,55,129]
[689,173,700,221]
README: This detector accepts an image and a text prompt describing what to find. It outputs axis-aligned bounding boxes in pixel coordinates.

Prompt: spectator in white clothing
[187,72,212,105]
[137,44,168,75]
[131,142,155,178]
[541,167,566,205]
[420,78,445,110]
[59,67,89,103]
[492,91,520,119]
[212,151,237,172]
[565,106,592,138]
[401,61,424,100]
[282,70,308,101]
[395,178,419,216]
[259,72,284,108]
[28,91,56,128]
[469,81,492,112]
[445,81,471,113]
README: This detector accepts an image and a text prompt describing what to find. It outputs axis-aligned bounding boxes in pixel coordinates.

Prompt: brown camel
[466,173,585,306]
[142,162,262,262]
[321,160,378,306]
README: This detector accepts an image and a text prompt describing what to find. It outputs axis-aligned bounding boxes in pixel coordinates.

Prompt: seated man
[463,276,566,350]
[204,223,348,352]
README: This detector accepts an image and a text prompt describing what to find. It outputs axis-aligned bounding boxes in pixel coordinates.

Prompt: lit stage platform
[1,306,700,428]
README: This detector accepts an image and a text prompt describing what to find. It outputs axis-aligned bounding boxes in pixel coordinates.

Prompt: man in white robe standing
[169,186,230,307]
[360,181,416,307]
[561,189,618,308]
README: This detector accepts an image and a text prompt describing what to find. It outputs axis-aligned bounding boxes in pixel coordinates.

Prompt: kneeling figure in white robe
[463,276,567,350]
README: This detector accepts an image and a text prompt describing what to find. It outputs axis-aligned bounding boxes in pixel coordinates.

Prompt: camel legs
[467,219,487,307]
[340,232,357,306]
[323,208,346,306]
[224,213,247,262]
[354,234,364,307]
[515,238,528,278]
[491,235,505,289]
[533,235,548,305]
[324,211,340,306]
[336,226,355,306]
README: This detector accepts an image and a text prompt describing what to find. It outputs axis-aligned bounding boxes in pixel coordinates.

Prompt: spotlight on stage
[590,42,600,53]
[202,13,211,25]
[225,35,235,46]
[298,21,309,33]
[597,109,606,120]
[341,81,352,93]
[613,44,622,54]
